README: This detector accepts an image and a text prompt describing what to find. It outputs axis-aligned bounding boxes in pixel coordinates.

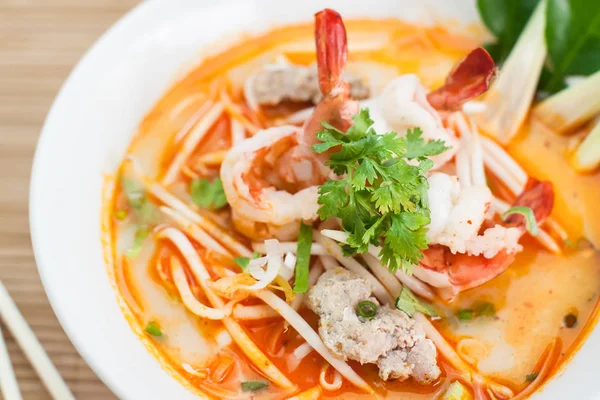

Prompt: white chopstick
[0,323,22,400]
[0,281,75,400]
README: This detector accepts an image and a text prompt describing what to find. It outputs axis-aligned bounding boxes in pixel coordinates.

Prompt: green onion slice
[293,222,313,293]
[357,300,378,319]
[145,321,163,337]
[457,309,474,320]
[241,380,269,392]
[502,206,539,235]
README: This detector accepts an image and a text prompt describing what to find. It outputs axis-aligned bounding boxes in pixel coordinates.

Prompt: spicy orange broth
[103,18,600,399]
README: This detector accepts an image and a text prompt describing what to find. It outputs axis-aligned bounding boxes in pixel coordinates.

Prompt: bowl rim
[29,1,164,398]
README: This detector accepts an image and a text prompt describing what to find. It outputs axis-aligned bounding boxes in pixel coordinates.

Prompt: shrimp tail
[506,178,554,228]
[315,8,348,96]
[427,47,497,111]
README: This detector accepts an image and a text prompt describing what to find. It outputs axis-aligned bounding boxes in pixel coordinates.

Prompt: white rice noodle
[462,101,488,115]
[319,255,339,270]
[544,218,568,241]
[285,386,322,400]
[243,239,284,290]
[181,363,207,378]
[169,94,207,121]
[455,135,472,188]
[319,363,343,392]
[293,342,314,360]
[243,73,259,111]
[280,252,296,281]
[290,261,324,311]
[320,229,380,259]
[313,230,395,306]
[160,206,231,256]
[286,107,315,124]
[361,254,401,297]
[162,101,225,185]
[455,114,486,186]
[512,339,559,400]
[160,233,230,320]
[129,162,252,257]
[480,136,528,185]
[414,313,514,399]
[252,241,327,256]
[193,150,228,167]
[412,265,452,289]
[233,304,279,320]
[254,290,374,394]
[231,117,246,145]
[395,270,436,300]
[157,228,294,388]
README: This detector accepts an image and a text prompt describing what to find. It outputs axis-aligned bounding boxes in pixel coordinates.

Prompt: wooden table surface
[0,1,140,398]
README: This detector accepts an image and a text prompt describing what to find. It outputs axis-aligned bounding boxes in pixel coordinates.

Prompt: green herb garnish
[525,373,539,382]
[503,206,539,235]
[121,177,158,225]
[457,309,475,321]
[477,302,496,317]
[293,222,313,293]
[126,227,150,258]
[395,286,438,317]
[233,252,260,272]
[241,380,269,392]
[313,108,448,273]
[190,178,227,210]
[357,300,378,319]
[114,209,127,221]
[144,321,163,337]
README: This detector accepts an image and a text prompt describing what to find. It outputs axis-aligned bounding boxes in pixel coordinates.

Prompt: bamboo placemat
[0,1,140,398]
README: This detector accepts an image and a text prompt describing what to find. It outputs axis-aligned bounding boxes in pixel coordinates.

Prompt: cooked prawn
[220,9,358,239]
[417,118,554,295]
[378,48,496,169]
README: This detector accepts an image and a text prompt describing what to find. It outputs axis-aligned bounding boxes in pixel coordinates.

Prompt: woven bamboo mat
[0,1,140,398]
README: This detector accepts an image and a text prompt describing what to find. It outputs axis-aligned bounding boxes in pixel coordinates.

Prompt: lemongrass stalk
[477,0,547,144]
[533,71,600,134]
[572,120,600,172]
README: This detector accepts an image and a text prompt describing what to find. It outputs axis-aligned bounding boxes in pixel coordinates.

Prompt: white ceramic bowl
[30,0,600,398]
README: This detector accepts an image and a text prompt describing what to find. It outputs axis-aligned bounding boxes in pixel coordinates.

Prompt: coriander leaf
[544,0,600,93]
[457,309,475,320]
[120,176,158,225]
[395,286,438,317]
[233,252,260,272]
[477,302,496,317]
[525,373,539,382]
[313,108,446,272]
[382,213,430,273]
[403,128,449,159]
[145,321,163,337]
[190,178,227,210]
[293,223,313,293]
[241,381,269,392]
[477,0,540,63]
[313,128,344,153]
[233,257,251,272]
[344,108,374,141]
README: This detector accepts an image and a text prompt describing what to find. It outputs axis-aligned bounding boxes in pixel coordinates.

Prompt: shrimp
[221,8,357,240]
[416,118,553,295]
[377,48,496,169]
[379,74,459,168]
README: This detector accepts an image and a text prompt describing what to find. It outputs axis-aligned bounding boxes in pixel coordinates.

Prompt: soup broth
[103,15,600,400]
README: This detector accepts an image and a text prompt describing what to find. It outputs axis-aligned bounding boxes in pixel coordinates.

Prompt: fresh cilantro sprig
[312,108,448,273]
